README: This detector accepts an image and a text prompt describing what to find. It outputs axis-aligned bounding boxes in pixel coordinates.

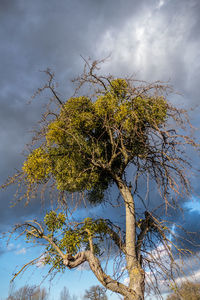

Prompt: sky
[0,0,200,299]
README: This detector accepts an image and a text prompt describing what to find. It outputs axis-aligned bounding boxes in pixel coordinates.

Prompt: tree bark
[116,177,145,300]
[63,250,137,299]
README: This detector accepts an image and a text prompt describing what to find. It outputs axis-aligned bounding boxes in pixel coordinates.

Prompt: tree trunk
[63,174,145,300]
[117,179,145,300]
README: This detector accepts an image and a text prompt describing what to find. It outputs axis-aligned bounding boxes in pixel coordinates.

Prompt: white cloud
[77,261,90,271]
[36,254,46,268]
[184,196,200,213]
[7,243,15,251]
[148,243,172,262]
[157,0,166,9]
[15,247,26,255]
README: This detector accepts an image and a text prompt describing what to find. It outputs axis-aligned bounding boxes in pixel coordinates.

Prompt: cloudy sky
[0,0,200,299]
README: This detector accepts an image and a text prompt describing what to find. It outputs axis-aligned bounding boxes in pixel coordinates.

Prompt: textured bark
[63,250,137,299]
[63,252,87,268]
[116,177,145,300]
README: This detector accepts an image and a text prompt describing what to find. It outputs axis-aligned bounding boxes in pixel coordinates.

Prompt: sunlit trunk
[118,179,145,300]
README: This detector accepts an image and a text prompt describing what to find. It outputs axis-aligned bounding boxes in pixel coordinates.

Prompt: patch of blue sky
[0,235,120,299]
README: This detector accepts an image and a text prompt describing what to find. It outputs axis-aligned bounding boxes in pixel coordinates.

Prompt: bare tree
[6,285,48,300]
[83,285,107,300]
[60,287,77,300]
[167,281,200,300]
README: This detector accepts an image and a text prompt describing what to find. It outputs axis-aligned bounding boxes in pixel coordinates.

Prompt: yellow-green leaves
[94,79,128,119]
[46,96,96,147]
[46,120,66,146]
[110,78,128,97]
[62,96,95,131]
[42,212,109,267]
[21,78,168,202]
[132,96,167,126]
[83,217,107,237]
[44,211,66,232]
[95,93,117,118]
[95,80,167,133]
[58,217,107,256]
[22,148,51,184]
[46,98,95,146]
[60,228,81,255]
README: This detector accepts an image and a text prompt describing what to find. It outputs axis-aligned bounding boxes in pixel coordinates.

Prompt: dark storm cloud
[0,0,200,266]
[169,208,200,253]
[0,0,153,227]
[0,0,150,81]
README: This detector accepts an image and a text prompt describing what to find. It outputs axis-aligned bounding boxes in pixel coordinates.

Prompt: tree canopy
[3,59,200,300]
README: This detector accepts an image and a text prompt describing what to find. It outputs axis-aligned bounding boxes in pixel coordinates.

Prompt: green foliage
[42,211,109,270]
[95,79,166,131]
[44,211,66,232]
[22,148,51,184]
[21,78,168,203]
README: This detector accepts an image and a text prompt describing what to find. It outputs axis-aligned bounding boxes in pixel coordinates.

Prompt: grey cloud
[0,0,200,265]
[172,209,200,253]
[0,0,154,224]
[96,0,200,106]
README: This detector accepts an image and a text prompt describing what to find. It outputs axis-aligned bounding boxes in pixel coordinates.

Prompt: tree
[60,287,70,300]
[167,281,200,300]
[6,284,48,300]
[3,59,199,300]
[60,287,77,300]
[83,285,107,300]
